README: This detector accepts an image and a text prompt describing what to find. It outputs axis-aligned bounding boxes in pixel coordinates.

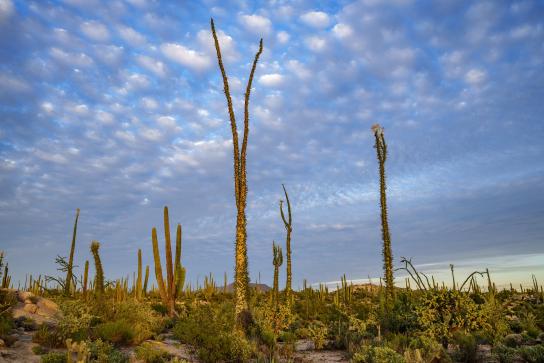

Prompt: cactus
[211,18,263,324]
[371,124,395,300]
[136,249,142,300]
[151,206,184,316]
[82,260,89,298]
[272,242,283,307]
[279,184,293,304]
[90,241,104,297]
[65,208,80,295]
[1,261,10,289]
[143,265,149,296]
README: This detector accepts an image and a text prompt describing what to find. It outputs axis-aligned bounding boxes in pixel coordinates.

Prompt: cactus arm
[151,227,168,304]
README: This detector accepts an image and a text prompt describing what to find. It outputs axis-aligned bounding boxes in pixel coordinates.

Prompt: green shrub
[135,342,171,363]
[492,344,521,363]
[173,302,254,362]
[0,314,13,337]
[352,345,405,363]
[519,344,544,363]
[95,320,134,346]
[88,338,128,363]
[33,325,64,348]
[307,320,328,349]
[113,301,165,344]
[57,299,95,341]
[40,352,67,363]
[451,332,477,362]
[32,345,48,355]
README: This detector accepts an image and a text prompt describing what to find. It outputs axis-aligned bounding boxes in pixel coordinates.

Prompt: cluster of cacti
[340,274,353,305]
[211,18,263,324]
[371,124,395,300]
[203,273,216,301]
[279,184,293,304]
[66,338,89,363]
[151,206,185,316]
[64,208,80,296]
[1,257,10,289]
[90,241,104,297]
[135,249,143,300]
[114,277,130,303]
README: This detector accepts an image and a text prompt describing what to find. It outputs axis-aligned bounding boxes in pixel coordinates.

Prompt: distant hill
[223,282,271,293]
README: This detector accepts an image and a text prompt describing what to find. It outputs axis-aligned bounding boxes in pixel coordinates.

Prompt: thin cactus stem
[82,260,89,298]
[450,264,456,291]
[280,184,293,303]
[143,265,149,296]
[151,227,169,308]
[136,249,142,300]
[65,208,80,295]
[272,241,283,307]
[372,124,394,300]
[211,18,263,325]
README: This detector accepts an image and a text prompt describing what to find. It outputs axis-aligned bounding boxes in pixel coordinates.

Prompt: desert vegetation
[0,19,543,363]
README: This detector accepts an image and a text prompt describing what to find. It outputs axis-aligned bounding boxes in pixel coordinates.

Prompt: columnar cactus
[272,242,283,307]
[151,206,185,316]
[136,249,143,300]
[65,208,80,295]
[211,18,263,324]
[279,184,293,303]
[143,265,149,296]
[82,260,89,298]
[372,124,395,300]
[90,241,104,297]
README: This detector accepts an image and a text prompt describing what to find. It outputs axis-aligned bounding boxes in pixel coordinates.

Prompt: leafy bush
[307,320,328,349]
[519,344,544,363]
[113,300,165,344]
[173,302,254,362]
[94,320,134,346]
[415,289,490,347]
[88,338,128,363]
[32,345,48,355]
[33,324,65,348]
[40,352,67,363]
[352,345,405,363]
[135,342,172,363]
[451,332,477,362]
[57,299,95,341]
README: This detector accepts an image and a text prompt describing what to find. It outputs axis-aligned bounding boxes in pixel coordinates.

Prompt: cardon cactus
[65,208,80,295]
[90,241,104,297]
[151,206,185,316]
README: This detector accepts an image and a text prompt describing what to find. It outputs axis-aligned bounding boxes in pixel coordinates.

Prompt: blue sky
[0,0,543,290]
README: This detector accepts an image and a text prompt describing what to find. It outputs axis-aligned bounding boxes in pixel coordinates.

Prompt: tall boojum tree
[210,18,263,324]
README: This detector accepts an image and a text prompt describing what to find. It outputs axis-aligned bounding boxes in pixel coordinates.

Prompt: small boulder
[23,303,38,314]
[16,291,34,302]
[0,338,4,347]
[295,339,315,351]
[504,333,523,348]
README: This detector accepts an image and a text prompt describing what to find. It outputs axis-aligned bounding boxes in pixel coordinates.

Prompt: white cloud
[141,97,158,110]
[118,25,146,45]
[239,14,272,35]
[300,11,330,28]
[332,23,353,39]
[125,73,150,89]
[49,47,94,67]
[156,115,178,129]
[138,55,167,77]
[0,73,30,94]
[41,102,54,113]
[80,21,110,42]
[277,31,290,44]
[465,68,487,85]
[286,60,311,79]
[258,73,284,87]
[161,43,211,72]
[94,45,124,65]
[96,110,114,124]
[305,36,327,52]
[0,0,14,24]
[115,130,136,143]
[141,128,162,141]
[197,29,238,62]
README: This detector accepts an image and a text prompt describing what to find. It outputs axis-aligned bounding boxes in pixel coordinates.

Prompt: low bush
[88,338,128,363]
[352,345,405,363]
[40,352,67,363]
[94,320,134,346]
[135,342,172,363]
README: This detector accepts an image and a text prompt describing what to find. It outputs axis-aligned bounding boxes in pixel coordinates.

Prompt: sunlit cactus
[280,184,293,304]
[136,249,143,300]
[272,241,283,307]
[211,18,263,324]
[82,260,89,298]
[143,265,149,296]
[64,208,80,296]
[90,241,104,297]
[371,124,395,300]
[151,206,184,316]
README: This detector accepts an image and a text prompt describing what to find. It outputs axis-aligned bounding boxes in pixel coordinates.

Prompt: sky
[0,0,543,291]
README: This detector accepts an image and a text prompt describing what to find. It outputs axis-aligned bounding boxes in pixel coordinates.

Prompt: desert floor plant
[210,18,263,325]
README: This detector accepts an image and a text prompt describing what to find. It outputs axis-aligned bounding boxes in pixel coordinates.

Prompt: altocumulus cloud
[0,0,543,288]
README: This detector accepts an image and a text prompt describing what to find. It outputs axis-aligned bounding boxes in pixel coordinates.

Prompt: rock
[23,303,38,314]
[504,333,523,348]
[295,339,315,351]
[0,338,4,347]
[36,298,58,312]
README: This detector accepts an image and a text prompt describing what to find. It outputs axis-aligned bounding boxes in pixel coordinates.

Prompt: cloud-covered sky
[1,0,543,289]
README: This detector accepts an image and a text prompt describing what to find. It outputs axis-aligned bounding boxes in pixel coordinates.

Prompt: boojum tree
[280,184,293,304]
[211,18,263,324]
[372,124,395,300]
